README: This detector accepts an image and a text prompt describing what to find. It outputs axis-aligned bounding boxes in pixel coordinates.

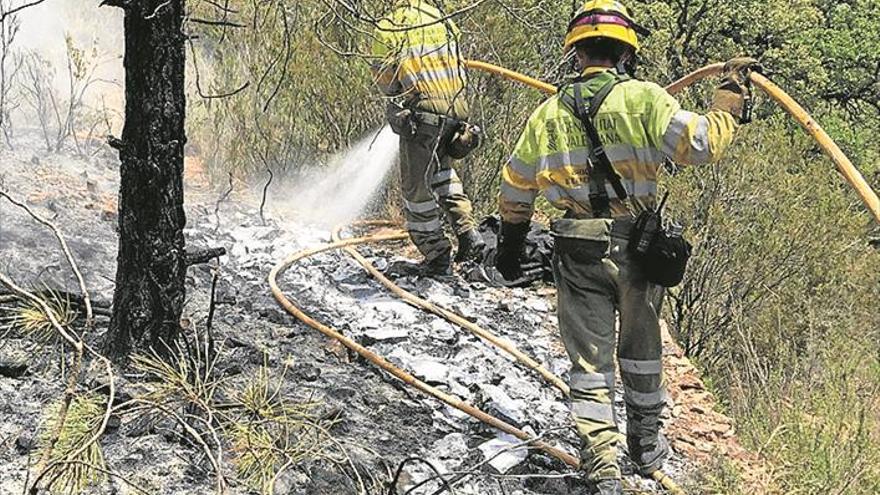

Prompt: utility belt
[386,102,482,159]
[553,202,691,288]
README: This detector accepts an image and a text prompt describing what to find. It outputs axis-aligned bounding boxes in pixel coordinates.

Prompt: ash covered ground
[0,133,697,494]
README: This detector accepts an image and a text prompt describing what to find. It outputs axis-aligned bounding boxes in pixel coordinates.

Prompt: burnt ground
[0,133,767,494]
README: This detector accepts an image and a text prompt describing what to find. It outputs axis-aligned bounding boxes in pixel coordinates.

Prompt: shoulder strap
[560,73,630,218]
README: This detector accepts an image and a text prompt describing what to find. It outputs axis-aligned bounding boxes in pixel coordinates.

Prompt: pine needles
[226,363,331,494]
[130,329,339,495]
[0,289,76,342]
[36,393,107,494]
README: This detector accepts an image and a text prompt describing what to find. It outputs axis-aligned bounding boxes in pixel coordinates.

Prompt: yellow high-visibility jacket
[371,0,468,118]
[500,67,737,223]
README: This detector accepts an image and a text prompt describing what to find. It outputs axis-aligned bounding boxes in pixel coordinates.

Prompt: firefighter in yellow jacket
[495,1,757,492]
[371,0,484,275]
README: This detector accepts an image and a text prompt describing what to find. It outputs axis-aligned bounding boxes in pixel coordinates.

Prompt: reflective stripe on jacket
[371,0,468,118]
[500,68,737,223]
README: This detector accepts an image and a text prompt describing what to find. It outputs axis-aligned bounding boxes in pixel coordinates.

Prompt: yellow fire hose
[268,234,582,468]
[330,221,569,395]
[463,59,880,224]
[270,228,685,494]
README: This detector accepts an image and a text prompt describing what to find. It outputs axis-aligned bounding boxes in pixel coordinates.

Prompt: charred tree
[105,0,187,358]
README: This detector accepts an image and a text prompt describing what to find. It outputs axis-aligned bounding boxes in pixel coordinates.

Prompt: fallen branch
[0,0,47,23]
[0,190,94,327]
[186,247,227,266]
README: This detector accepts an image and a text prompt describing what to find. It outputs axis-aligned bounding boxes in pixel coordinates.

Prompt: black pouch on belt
[628,193,692,287]
[447,123,482,160]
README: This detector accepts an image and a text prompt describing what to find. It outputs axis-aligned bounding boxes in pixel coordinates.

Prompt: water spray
[271,125,399,227]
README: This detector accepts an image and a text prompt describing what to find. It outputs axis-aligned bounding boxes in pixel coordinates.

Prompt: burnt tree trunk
[106,0,187,358]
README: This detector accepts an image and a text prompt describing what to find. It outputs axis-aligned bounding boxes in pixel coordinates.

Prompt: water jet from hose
[271,125,399,228]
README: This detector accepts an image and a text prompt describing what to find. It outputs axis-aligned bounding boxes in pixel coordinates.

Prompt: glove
[385,103,414,137]
[721,57,761,85]
[447,124,482,160]
[495,221,530,281]
[712,57,761,124]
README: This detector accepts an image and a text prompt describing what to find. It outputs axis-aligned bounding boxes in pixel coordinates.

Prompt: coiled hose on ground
[270,223,682,494]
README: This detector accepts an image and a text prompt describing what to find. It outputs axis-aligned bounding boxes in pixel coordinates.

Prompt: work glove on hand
[712,56,761,124]
[495,221,530,281]
[722,57,761,85]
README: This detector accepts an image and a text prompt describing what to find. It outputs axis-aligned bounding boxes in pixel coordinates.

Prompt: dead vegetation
[0,186,391,494]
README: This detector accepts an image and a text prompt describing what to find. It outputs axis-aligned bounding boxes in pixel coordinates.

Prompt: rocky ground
[0,133,763,494]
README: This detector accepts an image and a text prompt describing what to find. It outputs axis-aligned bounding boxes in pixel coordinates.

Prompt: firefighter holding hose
[370,0,485,276]
[494,1,758,492]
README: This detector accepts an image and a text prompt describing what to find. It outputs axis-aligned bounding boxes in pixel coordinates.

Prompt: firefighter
[371,0,485,276]
[494,1,757,492]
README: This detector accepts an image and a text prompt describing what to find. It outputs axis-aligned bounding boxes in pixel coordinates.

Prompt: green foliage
[37,394,107,495]
[665,118,880,492]
[685,457,747,495]
[0,290,75,343]
[226,364,330,494]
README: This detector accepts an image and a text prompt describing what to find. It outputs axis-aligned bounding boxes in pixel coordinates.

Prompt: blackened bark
[106,0,187,358]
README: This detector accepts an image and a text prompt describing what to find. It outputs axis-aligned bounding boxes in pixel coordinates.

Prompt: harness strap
[560,71,630,218]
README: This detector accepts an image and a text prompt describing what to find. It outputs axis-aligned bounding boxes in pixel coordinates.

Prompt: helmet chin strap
[617,50,638,77]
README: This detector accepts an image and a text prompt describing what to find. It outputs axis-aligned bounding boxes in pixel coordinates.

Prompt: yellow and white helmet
[564,0,649,53]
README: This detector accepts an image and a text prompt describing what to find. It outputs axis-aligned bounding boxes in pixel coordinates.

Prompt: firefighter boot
[454,229,486,263]
[590,479,623,495]
[422,249,453,276]
[626,402,670,476]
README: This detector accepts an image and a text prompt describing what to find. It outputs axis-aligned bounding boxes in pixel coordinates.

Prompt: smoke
[269,126,400,228]
[11,1,124,126]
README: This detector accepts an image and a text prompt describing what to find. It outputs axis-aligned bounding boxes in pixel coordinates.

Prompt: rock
[457,305,479,322]
[273,470,305,495]
[372,257,389,271]
[338,283,379,298]
[432,433,469,461]
[230,242,249,258]
[429,319,457,342]
[362,327,409,345]
[500,375,541,401]
[453,285,472,299]
[105,415,122,433]
[369,300,420,324]
[330,265,363,284]
[410,359,449,384]
[480,384,528,426]
[221,363,243,377]
[496,299,514,312]
[523,312,543,325]
[477,433,528,473]
[15,433,35,454]
[294,364,321,382]
[0,359,28,378]
[526,298,551,313]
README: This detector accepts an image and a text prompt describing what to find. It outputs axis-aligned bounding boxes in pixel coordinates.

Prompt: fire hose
[267,233,583,470]
[269,60,880,493]
[463,59,880,224]
[270,225,683,494]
